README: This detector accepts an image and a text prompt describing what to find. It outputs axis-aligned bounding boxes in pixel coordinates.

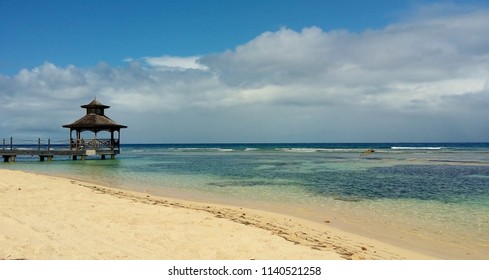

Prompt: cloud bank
[1,6,488,142]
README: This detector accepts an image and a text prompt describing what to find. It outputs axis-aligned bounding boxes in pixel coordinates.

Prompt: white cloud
[201,10,489,112]
[143,55,209,71]
[1,5,489,142]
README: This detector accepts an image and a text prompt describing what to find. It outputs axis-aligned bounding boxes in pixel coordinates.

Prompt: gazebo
[63,98,127,159]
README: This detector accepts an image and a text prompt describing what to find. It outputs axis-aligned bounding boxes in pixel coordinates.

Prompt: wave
[217,148,234,152]
[175,148,234,152]
[278,148,319,153]
[14,147,33,151]
[277,148,362,153]
[155,147,366,153]
[391,147,443,150]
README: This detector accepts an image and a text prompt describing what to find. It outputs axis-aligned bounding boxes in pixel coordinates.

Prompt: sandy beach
[0,169,434,260]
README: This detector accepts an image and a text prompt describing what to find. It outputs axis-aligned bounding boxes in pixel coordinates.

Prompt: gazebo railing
[75,138,119,150]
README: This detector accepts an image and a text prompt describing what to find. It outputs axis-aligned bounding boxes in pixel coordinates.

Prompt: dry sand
[0,169,434,260]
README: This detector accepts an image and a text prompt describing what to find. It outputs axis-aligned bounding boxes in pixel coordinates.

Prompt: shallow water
[2,143,489,258]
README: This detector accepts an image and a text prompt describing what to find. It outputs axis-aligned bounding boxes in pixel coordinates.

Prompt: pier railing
[1,137,121,162]
[1,137,67,151]
[3,138,120,151]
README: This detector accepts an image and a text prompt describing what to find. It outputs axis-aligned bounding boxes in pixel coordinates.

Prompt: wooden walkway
[1,138,119,162]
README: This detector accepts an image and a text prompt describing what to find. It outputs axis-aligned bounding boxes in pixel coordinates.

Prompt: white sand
[0,169,434,260]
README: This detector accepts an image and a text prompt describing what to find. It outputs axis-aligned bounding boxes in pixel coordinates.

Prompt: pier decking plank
[1,147,119,162]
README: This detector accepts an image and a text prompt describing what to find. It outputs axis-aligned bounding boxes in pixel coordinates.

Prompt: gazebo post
[110,130,115,150]
[69,129,73,150]
[77,130,81,150]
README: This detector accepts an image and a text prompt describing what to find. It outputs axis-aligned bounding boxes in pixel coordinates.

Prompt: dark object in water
[362,149,375,156]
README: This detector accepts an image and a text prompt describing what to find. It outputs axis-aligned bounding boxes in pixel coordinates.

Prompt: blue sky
[1,0,489,143]
[1,0,412,74]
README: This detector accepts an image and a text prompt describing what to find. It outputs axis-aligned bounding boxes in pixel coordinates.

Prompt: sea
[2,142,488,259]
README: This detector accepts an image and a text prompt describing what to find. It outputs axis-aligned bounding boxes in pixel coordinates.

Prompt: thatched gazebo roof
[81,99,110,109]
[62,114,127,132]
[62,98,127,133]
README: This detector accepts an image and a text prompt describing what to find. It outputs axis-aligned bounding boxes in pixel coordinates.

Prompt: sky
[1,0,489,143]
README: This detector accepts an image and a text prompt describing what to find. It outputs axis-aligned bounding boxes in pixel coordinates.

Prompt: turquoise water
[2,143,489,258]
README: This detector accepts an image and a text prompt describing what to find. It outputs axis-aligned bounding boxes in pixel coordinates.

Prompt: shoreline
[1,169,435,260]
[57,171,485,260]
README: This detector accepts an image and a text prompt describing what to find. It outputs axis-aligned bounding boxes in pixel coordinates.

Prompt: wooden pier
[2,98,127,163]
[1,137,120,162]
